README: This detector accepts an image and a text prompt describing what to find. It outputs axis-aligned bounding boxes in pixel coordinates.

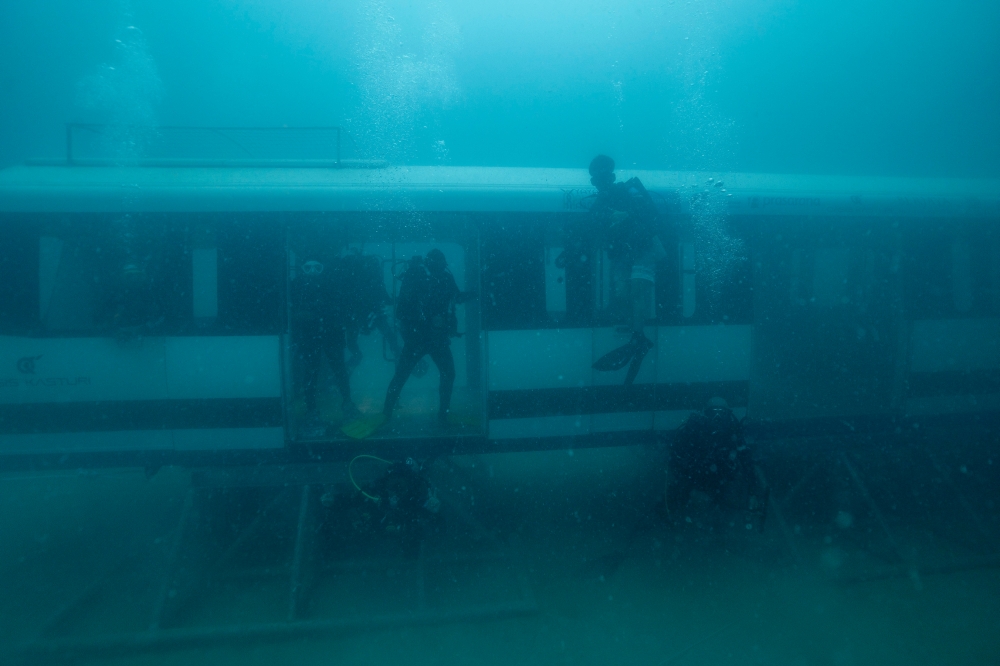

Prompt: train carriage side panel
[0,335,284,453]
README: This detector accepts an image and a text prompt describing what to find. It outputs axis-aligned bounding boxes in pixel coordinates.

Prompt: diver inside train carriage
[292,249,359,437]
[588,155,669,385]
[343,249,476,438]
[665,397,769,531]
[384,249,476,424]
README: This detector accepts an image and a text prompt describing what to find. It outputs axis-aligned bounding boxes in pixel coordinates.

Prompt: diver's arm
[626,177,660,220]
[446,273,476,304]
[624,176,647,194]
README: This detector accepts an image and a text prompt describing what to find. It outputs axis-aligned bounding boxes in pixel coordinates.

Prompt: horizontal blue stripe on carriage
[908,370,1000,398]
[0,398,283,435]
[487,381,748,420]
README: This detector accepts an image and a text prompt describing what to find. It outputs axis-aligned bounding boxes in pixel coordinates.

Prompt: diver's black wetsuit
[383,255,463,422]
[590,177,659,267]
[667,407,766,520]
[292,256,352,414]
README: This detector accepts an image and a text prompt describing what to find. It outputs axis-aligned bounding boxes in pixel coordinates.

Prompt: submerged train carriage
[0,164,998,467]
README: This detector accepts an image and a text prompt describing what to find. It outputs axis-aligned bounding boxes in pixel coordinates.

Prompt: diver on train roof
[589,155,669,385]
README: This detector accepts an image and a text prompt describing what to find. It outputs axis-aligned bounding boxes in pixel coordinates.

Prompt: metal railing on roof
[43,124,386,168]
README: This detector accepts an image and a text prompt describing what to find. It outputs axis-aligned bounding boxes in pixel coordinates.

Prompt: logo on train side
[16,355,42,374]
[2,354,90,389]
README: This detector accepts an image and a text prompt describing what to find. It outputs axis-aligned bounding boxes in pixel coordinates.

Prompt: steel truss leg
[150,489,195,632]
[288,484,312,622]
[840,453,921,587]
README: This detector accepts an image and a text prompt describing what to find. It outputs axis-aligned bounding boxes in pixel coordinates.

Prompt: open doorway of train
[286,212,483,442]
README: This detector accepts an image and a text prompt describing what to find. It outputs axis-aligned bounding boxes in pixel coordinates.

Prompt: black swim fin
[623,334,654,385]
[592,341,637,372]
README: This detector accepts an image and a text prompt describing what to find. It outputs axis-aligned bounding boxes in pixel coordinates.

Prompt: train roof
[1,164,998,217]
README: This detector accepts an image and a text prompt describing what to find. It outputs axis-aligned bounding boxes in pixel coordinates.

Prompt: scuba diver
[342,249,475,438]
[320,456,441,559]
[292,251,358,437]
[665,397,769,530]
[589,155,668,385]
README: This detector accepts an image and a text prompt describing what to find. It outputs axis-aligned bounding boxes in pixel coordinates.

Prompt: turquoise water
[1,2,1000,665]
[1,1,998,175]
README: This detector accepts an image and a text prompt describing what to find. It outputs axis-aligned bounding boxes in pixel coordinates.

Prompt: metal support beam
[158,487,291,629]
[840,453,920,586]
[23,602,539,659]
[29,558,131,647]
[21,475,538,660]
[149,489,195,631]
[288,484,311,622]
[925,447,999,552]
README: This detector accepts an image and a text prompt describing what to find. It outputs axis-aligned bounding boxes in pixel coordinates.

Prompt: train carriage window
[520,211,750,329]
[4,215,193,337]
[1,213,290,339]
[751,218,901,419]
[481,215,546,329]
[905,226,999,318]
[215,215,285,334]
[0,220,38,334]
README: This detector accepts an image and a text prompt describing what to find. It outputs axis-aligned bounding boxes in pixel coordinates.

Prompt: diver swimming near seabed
[320,455,442,559]
[588,155,668,385]
[665,397,769,531]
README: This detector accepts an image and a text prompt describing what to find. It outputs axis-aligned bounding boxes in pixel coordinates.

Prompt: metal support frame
[840,453,911,566]
[759,439,1000,586]
[288,484,312,622]
[149,490,195,631]
[924,447,998,551]
[20,476,537,660]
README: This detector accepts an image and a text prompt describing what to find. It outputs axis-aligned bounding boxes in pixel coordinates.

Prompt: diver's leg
[631,277,654,334]
[611,259,631,324]
[623,279,655,385]
[427,340,456,423]
[383,340,425,419]
[346,327,363,372]
[629,245,658,333]
[326,325,357,415]
[297,322,322,414]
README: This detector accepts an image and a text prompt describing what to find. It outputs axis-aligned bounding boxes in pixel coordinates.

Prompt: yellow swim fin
[341,414,386,440]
